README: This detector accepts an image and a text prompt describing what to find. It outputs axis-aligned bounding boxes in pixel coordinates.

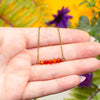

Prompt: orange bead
[44,60,48,64]
[53,59,57,63]
[40,61,44,65]
[48,60,53,64]
[57,58,61,63]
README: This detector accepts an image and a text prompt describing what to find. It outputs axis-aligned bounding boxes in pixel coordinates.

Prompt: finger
[30,58,100,81]
[24,27,90,48]
[0,27,26,63]
[28,42,100,64]
[6,52,31,100]
[2,27,89,48]
[0,27,90,48]
[23,75,83,99]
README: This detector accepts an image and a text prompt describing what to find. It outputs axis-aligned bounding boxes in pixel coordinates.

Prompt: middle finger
[28,42,100,64]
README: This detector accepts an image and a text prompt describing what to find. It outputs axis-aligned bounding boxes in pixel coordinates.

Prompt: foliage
[75,0,100,42]
[76,15,100,42]
[64,86,97,100]
[0,0,50,27]
[79,0,96,8]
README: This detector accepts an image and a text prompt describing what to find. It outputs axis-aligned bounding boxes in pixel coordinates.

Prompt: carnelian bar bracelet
[36,27,65,65]
[40,58,62,65]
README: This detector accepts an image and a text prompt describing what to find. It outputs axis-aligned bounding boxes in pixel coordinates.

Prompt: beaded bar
[40,58,62,65]
[36,27,65,65]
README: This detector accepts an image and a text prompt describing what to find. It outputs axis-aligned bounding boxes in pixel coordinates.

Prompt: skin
[0,27,100,100]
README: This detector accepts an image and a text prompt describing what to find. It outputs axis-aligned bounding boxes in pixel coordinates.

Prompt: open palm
[0,27,100,100]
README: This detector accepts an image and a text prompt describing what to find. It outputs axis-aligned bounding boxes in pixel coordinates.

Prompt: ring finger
[30,57,100,81]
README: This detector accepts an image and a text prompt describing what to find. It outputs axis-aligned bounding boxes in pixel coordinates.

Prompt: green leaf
[93,92,100,100]
[79,0,88,6]
[91,11,99,26]
[0,0,50,27]
[31,98,37,100]
[68,22,74,28]
[76,15,100,41]
[96,55,100,60]
[90,0,96,6]
[92,69,100,85]
[65,86,97,100]
[86,0,96,8]
[76,16,91,32]
[92,17,100,42]
[63,98,75,100]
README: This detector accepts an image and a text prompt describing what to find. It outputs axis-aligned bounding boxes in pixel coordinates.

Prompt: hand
[0,27,100,100]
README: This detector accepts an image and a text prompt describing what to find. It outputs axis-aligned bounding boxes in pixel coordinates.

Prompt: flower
[46,7,73,28]
[43,0,93,27]
[79,73,93,88]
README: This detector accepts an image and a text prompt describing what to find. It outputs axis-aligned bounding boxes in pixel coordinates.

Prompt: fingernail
[80,76,86,83]
[90,36,95,42]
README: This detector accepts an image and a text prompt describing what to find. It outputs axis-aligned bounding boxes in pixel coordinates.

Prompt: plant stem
[88,88,100,100]
[0,15,14,27]
[95,6,100,10]
[91,83,98,88]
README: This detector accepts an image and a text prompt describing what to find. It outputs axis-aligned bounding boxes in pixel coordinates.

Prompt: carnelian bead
[40,61,44,65]
[48,60,53,64]
[53,59,57,63]
[57,58,61,63]
[44,60,48,64]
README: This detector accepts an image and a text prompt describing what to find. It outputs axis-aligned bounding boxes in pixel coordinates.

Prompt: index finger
[24,27,90,48]
[0,27,90,49]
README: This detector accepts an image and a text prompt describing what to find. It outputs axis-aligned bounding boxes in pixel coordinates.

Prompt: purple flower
[79,73,93,88]
[46,7,73,28]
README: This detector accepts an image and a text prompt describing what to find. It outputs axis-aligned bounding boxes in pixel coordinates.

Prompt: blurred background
[0,0,97,27]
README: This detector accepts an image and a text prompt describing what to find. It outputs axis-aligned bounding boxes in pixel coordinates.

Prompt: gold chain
[36,27,41,64]
[57,27,65,61]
